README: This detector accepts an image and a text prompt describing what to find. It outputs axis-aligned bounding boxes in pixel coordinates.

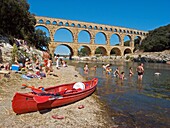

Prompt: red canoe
[12,78,98,114]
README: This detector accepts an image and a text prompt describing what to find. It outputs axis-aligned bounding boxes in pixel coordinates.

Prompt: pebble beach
[0,65,114,128]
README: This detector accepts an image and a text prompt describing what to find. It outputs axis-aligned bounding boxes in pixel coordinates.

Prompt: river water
[68,60,170,128]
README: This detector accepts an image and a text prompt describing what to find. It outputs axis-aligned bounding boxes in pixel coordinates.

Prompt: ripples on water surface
[68,61,170,127]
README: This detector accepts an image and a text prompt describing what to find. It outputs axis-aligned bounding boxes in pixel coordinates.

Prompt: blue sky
[28,0,170,55]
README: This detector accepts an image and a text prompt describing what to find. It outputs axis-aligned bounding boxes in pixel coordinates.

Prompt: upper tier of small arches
[35,16,148,36]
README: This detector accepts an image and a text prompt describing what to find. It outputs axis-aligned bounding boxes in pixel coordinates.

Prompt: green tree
[140,24,170,52]
[11,43,18,63]
[124,40,130,46]
[0,0,36,43]
[134,38,140,51]
[95,48,102,54]
[33,29,50,50]
[79,47,87,56]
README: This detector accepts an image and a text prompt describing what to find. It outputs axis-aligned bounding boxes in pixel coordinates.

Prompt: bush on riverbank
[140,24,170,52]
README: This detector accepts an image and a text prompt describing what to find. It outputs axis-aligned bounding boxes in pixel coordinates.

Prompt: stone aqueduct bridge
[35,16,148,56]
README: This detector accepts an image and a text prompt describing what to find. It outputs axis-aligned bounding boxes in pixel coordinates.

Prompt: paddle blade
[22,84,27,87]
[22,84,34,89]
[32,88,44,94]
[33,96,50,103]
[22,84,43,94]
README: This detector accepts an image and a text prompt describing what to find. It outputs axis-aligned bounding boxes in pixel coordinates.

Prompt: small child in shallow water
[119,72,125,80]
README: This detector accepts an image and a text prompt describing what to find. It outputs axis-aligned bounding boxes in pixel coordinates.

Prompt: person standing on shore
[55,54,60,69]
[46,57,53,75]
[43,51,50,68]
[136,63,144,81]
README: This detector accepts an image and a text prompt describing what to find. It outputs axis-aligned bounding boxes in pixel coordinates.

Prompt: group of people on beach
[0,48,68,79]
[26,53,68,77]
[83,63,145,81]
[54,54,67,70]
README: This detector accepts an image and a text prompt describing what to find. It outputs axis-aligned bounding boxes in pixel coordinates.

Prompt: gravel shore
[0,65,114,128]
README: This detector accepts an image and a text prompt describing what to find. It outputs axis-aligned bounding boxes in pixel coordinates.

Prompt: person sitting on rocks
[14,56,24,69]
[0,63,10,70]
[4,62,10,70]
[60,59,67,67]
[0,63,4,70]
[25,58,33,71]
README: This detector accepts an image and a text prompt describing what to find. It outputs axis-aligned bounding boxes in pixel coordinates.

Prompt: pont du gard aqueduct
[35,16,148,57]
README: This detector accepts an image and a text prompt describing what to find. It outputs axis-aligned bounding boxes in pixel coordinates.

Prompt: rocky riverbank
[72,50,170,64]
[0,66,114,128]
[130,50,170,63]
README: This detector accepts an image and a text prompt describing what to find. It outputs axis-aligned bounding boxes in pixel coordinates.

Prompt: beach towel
[21,74,31,80]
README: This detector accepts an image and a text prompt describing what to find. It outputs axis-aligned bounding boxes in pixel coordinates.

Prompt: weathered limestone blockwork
[35,16,148,56]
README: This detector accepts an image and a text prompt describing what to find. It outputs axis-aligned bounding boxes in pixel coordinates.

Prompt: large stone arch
[54,27,74,42]
[132,35,142,52]
[95,46,108,56]
[124,48,132,55]
[55,44,73,55]
[110,47,122,56]
[78,30,91,43]
[35,24,50,33]
[78,45,92,56]
[35,24,52,40]
[95,32,107,44]
[123,35,132,46]
[134,36,142,45]
[110,33,121,46]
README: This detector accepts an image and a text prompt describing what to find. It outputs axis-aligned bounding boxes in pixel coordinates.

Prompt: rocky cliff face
[131,50,170,63]
[0,43,13,63]
[0,43,43,64]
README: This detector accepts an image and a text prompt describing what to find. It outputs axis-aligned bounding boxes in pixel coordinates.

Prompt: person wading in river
[136,63,144,81]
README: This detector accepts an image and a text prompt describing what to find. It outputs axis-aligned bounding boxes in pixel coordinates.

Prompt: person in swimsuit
[136,63,144,81]
[113,67,120,77]
[119,72,125,80]
[46,58,53,75]
[129,67,134,77]
[84,63,89,74]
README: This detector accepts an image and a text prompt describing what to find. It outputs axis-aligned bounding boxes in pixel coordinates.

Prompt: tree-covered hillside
[140,24,170,52]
